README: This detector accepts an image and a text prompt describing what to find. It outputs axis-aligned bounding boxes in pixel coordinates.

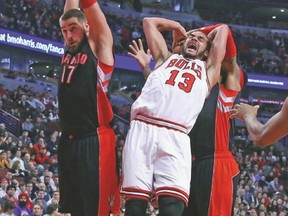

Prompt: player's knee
[124,198,148,216]
[158,196,185,216]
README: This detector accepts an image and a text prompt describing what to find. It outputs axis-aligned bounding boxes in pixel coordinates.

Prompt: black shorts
[183,152,240,216]
[58,127,120,215]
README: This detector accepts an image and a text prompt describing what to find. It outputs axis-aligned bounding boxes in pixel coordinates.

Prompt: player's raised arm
[143,17,186,68]
[230,97,288,146]
[206,25,229,88]
[79,0,113,65]
[64,0,79,13]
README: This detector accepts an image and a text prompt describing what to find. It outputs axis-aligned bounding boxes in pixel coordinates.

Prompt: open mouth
[187,42,197,52]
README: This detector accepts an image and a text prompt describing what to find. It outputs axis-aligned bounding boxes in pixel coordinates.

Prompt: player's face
[182,31,209,60]
[60,17,88,53]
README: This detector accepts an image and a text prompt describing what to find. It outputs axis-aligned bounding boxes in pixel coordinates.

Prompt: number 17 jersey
[131,54,209,133]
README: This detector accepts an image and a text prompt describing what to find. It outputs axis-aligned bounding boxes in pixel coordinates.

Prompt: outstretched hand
[128,39,152,69]
[230,103,260,121]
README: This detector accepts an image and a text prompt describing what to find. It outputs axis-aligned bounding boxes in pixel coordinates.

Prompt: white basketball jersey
[131,54,209,133]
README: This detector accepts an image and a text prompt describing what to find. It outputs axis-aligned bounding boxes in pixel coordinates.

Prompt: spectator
[0,151,10,169]
[10,150,26,171]
[46,190,60,206]
[0,199,15,216]
[0,178,8,198]
[33,138,47,155]
[18,131,32,148]
[21,117,34,134]
[34,184,51,203]
[13,192,32,216]
[46,133,58,157]
[0,184,17,206]
[34,147,51,166]
[10,161,29,178]
[42,175,56,197]
[32,204,44,216]
[44,203,60,216]
[33,197,47,214]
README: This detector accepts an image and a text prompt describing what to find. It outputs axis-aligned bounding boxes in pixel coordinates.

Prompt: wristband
[198,23,222,35]
[224,28,237,60]
[80,0,97,9]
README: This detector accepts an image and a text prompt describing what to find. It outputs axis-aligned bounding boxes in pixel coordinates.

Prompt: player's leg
[125,198,148,216]
[158,196,185,216]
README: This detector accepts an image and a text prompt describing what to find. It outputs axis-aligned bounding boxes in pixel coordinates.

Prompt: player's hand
[230,103,259,121]
[128,39,152,69]
[172,26,186,54]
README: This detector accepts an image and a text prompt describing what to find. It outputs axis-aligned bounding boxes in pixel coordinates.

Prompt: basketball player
[58,0,120,215]
[127,23,248,216]
[231,97,288,146]
[121,17,229,216]
[183,24,247,216]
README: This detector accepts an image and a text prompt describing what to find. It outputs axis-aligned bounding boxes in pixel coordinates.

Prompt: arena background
[0,0,287,215]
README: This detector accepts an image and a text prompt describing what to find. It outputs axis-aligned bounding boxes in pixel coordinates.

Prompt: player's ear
[202,50,209,61]
[84,21,89,34]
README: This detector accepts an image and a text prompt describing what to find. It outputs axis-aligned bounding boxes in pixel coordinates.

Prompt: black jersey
[58,37,114,135]
[189,84,239,158]
[189,69,247,158]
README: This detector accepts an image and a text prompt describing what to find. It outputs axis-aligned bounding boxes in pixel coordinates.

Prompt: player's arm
[230,97,288,146]
[206,24,229,88]
[220,26,241,91]
[64,0,79,13]
[199,24,243,91]
[143,17,186,67]
[80,0,113,65]
[128,39,152,79]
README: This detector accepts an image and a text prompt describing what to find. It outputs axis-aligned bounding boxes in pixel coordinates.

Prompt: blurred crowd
[0,0,287,76]
[0,79,287,215]
[0,0,287,215]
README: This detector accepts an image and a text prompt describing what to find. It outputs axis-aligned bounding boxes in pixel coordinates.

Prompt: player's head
[181,30,211,61]
[59,9,89,53]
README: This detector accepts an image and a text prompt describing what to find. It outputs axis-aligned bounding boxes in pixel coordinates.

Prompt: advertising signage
[0,28,287,91]
[0,27,64,57]
[247,73,288,90]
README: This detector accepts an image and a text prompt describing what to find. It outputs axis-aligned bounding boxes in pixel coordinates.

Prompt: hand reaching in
[128,39,152,70]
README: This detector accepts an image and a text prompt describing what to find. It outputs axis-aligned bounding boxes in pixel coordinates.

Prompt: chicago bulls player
[121,17,229,216]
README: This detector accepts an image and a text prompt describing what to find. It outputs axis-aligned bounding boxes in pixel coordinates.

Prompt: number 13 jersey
[131,54,210,133]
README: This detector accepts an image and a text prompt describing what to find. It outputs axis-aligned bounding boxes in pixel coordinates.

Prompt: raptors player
[58,0,120,215]
[183,24,248,216]
[121,17,229,216]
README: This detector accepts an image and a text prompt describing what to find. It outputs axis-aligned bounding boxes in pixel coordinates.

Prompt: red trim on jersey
[96,61,114,126]
[121,187,152,201]
[98,126,121,215]
[208,86,240,215]
[216,86,238,151]
[208,152,240,216]
[134,114,188,134]
[98,61,114,74]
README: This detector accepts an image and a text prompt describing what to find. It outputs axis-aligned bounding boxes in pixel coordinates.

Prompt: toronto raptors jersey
[131,54,209,133]
[58,36,114,134]
[189,84,239,158]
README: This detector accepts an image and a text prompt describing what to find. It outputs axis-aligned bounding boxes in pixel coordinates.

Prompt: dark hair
[60,8,86,23]
[6,184,16,192]
[46,203,59,214]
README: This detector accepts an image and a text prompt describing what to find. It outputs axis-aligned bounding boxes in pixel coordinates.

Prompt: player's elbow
[143,17,153,29]
[253,134,274,147]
